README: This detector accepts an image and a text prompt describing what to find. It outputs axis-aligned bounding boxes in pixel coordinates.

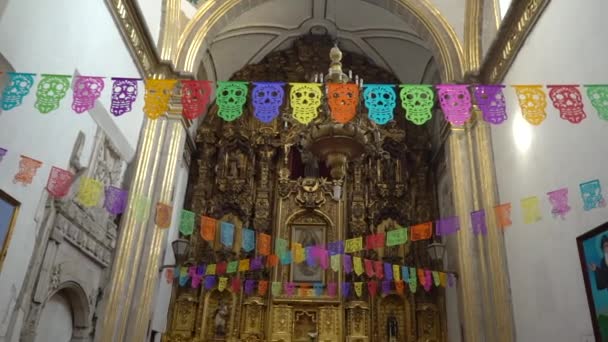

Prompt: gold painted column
[96,96,188,341]
[446,126,485,342]
[472,113,515,341]
[445,115,515,342]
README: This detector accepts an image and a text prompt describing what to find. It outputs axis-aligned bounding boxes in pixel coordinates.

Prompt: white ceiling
[203,0,439,84]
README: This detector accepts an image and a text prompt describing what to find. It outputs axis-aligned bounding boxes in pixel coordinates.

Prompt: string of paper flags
[2,149,607,298]
[4,149,605,225]
[2,72,608,126]
[163,214,453,298]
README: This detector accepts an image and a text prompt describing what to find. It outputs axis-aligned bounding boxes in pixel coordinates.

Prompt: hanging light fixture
[298,43,382,182]
[171,238,191,265]
[427,241,446,262]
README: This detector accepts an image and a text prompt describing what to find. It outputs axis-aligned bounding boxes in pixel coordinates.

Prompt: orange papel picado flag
[410,222,433,241]
[200,216,217,241]
[258,233,271,256]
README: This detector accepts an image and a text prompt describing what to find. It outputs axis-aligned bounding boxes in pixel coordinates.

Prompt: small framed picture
[577,221,608,341]
[291,224,326,283]
[0,190,19,274]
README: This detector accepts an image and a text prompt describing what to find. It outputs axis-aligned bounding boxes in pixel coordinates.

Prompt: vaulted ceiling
[202,0,438,83]
[137,0,504,82]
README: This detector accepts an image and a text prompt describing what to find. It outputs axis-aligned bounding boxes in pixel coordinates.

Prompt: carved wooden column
[345,300,369,342]
[270,304,293,342]
[97,86,189,341]
[318,306,340,341]
[241,297,267,340]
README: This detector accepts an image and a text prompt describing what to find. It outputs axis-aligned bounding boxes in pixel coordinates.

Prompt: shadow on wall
[0,53,16,115]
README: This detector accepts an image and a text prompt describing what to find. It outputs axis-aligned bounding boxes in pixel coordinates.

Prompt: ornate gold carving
[318,306,340,341]
[345,300,369,341]
[241,297,266,341]
[416,303,441,341]
[480,0,551,83]
[377,294,412,342]
[294,178,333,209]
[271,305,293,342]
[169,293,198,337]
[164,36,444,342]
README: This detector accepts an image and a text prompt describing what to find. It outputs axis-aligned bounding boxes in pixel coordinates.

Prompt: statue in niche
[387,312,398,342]
[214,300,229,337]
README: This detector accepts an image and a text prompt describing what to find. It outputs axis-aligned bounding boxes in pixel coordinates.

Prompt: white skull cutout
[548,85,586,123]
[290,83,322,124]
[34,75,71,114]
[2,73,35,110]
[328,83,359,123]
[72,76,105,113]
[363,85,396,125]
[110,78,138,116]
[252,82,285,123]
[513,85,547,125]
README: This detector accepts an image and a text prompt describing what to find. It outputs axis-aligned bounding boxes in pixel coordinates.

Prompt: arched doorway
[30,283,90,342]
[34,292,73,342]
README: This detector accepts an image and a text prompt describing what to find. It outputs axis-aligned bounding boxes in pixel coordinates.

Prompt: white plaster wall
[499,0,512,19]
[492,1,608,341]
[137,0,163,45]
[181,0,198,19]
[33,294,72,342]
[0,0,143,340]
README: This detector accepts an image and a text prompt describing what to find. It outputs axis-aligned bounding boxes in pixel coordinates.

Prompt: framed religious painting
[290,224,326,283]
[0,190,19,274]
[577,221,608,341]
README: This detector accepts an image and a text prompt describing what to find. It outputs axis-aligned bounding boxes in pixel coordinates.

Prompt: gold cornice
[159,0,181,63]
[479,0,551,83]
[464,0,482,71]
[492,0,501,30]
[104,0,184,79]
[397,0,465,81]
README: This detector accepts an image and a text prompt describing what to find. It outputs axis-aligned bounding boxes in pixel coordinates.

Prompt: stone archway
[172,0,464,81]
[30,282,91,342]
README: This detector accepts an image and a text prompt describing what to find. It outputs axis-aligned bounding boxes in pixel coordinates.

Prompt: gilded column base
[270,305,293,342]
[241,297,267,341]
[345,300,369,342]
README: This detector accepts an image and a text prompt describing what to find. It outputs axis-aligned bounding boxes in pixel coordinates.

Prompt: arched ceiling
[137,0,477,81]
[202,0,439,84]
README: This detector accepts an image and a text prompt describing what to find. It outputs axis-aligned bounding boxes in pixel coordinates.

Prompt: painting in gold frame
[290,224,326,283]
[0,190,19,273]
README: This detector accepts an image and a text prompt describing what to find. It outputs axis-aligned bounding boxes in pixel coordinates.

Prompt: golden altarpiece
[163,36,446,342]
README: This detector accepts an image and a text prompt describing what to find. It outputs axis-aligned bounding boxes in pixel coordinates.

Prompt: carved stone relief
[13,127,127,342]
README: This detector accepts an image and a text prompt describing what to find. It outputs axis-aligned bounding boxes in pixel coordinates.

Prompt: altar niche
[163,35,446,342]
[290,222,326,283]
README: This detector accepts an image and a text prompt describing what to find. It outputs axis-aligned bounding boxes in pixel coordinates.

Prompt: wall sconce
[159,238,191,271]
[427,241,446,262]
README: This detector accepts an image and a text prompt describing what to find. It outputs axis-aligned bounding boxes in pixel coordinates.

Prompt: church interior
[0,1,607,341]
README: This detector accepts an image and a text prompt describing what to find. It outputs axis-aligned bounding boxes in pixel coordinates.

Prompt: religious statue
[387,313,398,342]
[214,300,229,337]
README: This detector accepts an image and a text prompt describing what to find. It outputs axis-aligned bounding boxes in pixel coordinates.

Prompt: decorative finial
[327,43,348,83]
